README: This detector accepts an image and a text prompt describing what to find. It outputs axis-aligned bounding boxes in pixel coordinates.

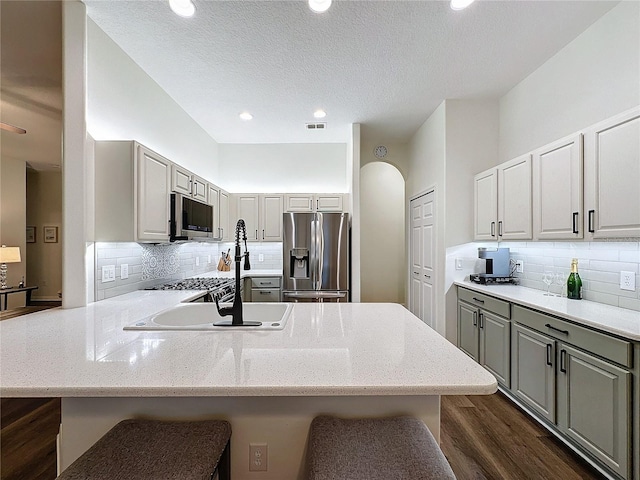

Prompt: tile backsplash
[95,242,283,300]
[451,241,640,312]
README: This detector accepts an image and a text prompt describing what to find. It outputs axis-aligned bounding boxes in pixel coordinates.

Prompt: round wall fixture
[374,145,388,159]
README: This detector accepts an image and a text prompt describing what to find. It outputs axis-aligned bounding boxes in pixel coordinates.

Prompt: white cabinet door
[584,107,640,238]
[192,175,208,203]
[285,194,314,212]
[474,168,498,241]
[261,194,283,241]
[137,145,171,241]
[219,189,230,242]
[315,194,343,212]
[238,195,260,241]
[533,133,583,240]
[208,184,220,239]
[171,164,192,195]
[498,154,532,240]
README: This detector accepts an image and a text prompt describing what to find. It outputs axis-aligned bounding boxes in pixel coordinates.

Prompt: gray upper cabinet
[474,154,532,241]
[511,323,556,423]
[532,133,583,240]
[557,343,631,479]
[171,164,208,203]
[583,106,640,239]
[95,141,171,243]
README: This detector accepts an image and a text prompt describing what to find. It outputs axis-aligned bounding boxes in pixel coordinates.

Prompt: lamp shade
[0,246,21,263]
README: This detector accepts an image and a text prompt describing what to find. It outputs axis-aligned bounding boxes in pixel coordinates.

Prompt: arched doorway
[360,162,405,303]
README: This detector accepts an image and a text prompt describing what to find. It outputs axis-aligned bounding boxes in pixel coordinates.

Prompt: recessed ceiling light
[313,109,327,119]
[239,112,253,121]
[308,0,332,14]
[169,0,195,18]
[450,0,475,11]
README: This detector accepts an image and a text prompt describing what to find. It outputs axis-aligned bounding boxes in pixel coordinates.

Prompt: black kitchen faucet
[214,219,261,327]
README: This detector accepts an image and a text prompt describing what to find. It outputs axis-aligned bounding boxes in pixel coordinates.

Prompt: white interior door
[410,190,435,328]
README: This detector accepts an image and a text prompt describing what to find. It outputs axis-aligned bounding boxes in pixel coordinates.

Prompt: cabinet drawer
[458,288,510,319]
[251,277,281,288]
[512,305,632,368]
[251,288,280,302]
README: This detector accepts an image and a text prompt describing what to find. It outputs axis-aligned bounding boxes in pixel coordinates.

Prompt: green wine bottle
[567,258,582,300]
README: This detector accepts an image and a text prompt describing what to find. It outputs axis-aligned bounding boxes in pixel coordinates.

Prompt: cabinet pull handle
[473,311,477,327]
[560,349,567,373]
[317,199,319,210]
[545,323,569,336]
[309,199,312,209]
[572,212,579,234]
[479,312,484,329]
[490,221,495,237]
[259,291,270,295]
[498,221,503,236]
[546,344,553,366]
[262,229,265,240]
[588,210,595,233]
[220,227,224,238]
[255,229,258,240]
[472,297,485,304]
[413,271,419,275]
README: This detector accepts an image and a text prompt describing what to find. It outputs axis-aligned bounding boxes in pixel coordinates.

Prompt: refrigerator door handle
[316,213,324,290]
[283,291,346,299]
[310,217,317,290]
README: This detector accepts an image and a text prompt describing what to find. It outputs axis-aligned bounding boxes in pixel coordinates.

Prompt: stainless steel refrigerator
[282,212,349,302]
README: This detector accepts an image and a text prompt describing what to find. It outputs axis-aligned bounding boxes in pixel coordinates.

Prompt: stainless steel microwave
[170,193,214,241]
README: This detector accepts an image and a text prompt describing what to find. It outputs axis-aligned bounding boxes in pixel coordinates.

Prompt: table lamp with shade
[0,245,21,289]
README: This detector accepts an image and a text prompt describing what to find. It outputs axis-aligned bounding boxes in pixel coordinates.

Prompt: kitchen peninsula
[0,296,496,479]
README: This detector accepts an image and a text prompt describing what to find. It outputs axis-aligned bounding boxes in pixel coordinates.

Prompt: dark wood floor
[1,398,60,480]
[441,392,605,480]
[0,392,606,480]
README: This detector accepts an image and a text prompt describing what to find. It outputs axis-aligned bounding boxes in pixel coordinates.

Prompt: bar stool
[56,419,231,480]
[306,415,456,480]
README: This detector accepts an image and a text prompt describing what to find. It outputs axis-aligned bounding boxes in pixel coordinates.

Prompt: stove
[146,277,236,302]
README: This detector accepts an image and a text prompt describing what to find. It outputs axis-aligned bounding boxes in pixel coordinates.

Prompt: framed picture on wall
[26,226,36,243]
[44,226,58,243]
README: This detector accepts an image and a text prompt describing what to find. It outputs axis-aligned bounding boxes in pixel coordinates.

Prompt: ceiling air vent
[306,122,327,130]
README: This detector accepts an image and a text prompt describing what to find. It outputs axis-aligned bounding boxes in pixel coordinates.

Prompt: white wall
[26,171,63,300]
[499,1,640,162]
[218,143,348,193]
[86,19,220,183]
[360,140,409,180]
[349,124,361,302]
[0,158,27,307]
[360,162,405,303]
[445,99,500,248]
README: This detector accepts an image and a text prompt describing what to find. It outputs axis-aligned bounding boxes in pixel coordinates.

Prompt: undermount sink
[124,303,293,331]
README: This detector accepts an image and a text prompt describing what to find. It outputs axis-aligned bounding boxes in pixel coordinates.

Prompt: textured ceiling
[84,0,618,145]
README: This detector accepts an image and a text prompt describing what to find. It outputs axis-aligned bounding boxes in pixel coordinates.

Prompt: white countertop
[455,281,640,341]
[0,293,496,398]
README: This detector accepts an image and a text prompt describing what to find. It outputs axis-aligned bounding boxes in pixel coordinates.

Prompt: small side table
[0,286,38,311]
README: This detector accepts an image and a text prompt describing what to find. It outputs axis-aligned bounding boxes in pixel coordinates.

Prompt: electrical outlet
[249,443,268,472]
[455,258,462,270]
[259,254,264,262]
[195,257,200,266]
[620,271,636,291]
[515,260,524,273]
[102,265,115,283]
[120,264,129,279]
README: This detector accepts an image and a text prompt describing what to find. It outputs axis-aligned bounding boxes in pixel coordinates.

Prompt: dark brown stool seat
[306,415,456,480]
[56,419,231,480]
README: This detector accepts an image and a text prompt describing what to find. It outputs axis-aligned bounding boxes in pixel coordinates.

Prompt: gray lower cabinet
[249,276,281,302]
[511,304,632,480]
[512,323,556,423]
[557,342,631,479]
[457,289,511,387]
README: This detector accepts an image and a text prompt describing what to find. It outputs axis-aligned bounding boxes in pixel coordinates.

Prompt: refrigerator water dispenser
[290,248,310,279]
